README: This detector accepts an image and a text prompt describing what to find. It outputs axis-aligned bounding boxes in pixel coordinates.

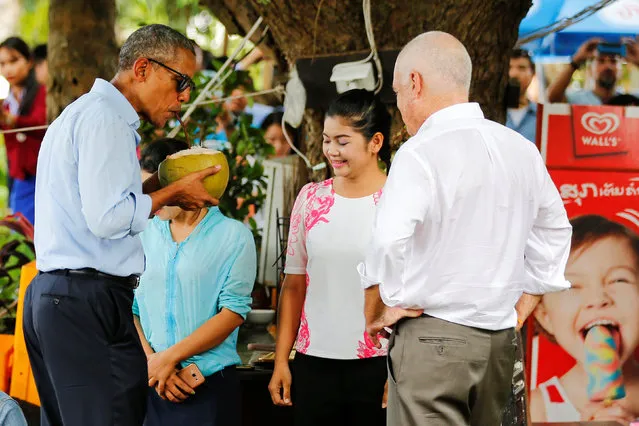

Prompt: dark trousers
[22,272,148,426]
[292,353,387,426]
[387,315,516,426]
[145,366,240,426]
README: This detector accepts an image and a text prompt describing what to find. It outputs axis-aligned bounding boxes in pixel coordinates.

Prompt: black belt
[46,268,140,289]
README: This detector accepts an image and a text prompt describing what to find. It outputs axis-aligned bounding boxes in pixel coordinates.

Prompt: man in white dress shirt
[358,31,572,425]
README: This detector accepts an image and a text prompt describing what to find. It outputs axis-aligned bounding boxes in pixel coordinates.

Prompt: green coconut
[158,147,230,199]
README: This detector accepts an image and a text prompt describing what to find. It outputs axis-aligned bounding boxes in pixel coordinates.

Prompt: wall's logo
[581,112,621,135]
[572,106,627,158]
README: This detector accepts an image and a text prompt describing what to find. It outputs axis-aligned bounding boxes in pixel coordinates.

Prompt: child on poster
[530,214,639,425]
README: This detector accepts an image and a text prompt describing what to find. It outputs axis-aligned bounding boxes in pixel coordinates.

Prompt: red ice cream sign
[539,104,639,171]
[571,105,627,157]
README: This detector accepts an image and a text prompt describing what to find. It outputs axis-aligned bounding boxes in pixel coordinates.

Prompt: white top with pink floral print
[285,179,387,360]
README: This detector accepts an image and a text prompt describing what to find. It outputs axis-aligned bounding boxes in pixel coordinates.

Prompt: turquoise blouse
[133,207,256,376]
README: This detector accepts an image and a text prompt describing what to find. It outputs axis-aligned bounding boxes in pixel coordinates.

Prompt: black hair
[511,48,535,74]
[606,94,639,107]
[118,24,195,71]
[326,89,392,171]
[260,111,284,131]
[570,215,639,260]
[33,44,47,64]
[140,138,189,173]
[0,37,31,63]
[0,37,40,116]
[534,214,639,343]
[261,111,298,150]
[201,50,215,71]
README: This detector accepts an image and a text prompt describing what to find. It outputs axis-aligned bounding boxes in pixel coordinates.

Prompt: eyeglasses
[147,58,195,93]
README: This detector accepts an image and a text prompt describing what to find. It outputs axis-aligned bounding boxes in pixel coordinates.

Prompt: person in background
[507,48,537,143]
[215,78,275,140]
[0,37,46,225]
[505,48,545,419]
[260,111,296,158]
[133,138,256,426]
[33,44,47,87]
[0,391,28,426]
[547,37,639,105]
[268,89,392,426]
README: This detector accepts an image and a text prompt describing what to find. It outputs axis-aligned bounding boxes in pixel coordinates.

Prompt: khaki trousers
[387,315,516,426]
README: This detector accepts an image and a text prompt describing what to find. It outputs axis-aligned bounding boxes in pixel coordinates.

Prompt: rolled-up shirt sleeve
[523,161,572,294]
[75,112,151,239]
[218,227,257,319]
[358,149,432,307]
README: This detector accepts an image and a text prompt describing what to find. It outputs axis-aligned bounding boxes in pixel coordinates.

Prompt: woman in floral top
[268,89,392,426]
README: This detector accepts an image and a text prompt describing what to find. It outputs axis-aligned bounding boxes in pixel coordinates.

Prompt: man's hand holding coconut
[145,146,230,212]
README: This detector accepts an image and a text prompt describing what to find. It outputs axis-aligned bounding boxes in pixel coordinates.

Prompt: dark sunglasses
[147,58,195,93]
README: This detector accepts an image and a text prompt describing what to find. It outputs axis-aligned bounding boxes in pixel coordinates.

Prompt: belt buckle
[132,275,140,289]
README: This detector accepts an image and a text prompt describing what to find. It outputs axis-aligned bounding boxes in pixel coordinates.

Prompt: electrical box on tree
[330,62,376,94]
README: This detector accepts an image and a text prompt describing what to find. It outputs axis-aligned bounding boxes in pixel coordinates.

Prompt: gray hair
[397,31,472,94]
[118,24,195,70]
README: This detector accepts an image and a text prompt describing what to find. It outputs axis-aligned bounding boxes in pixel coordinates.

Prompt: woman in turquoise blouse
[134,139,256,426]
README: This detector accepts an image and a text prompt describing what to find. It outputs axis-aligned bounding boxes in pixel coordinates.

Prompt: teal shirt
[133,208,256,376]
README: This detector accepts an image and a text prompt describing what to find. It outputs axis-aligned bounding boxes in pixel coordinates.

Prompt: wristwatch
[570,58,582,70]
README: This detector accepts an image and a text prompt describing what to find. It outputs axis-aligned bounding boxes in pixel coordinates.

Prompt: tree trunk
[204,0,531,181]
[47,0,118,121]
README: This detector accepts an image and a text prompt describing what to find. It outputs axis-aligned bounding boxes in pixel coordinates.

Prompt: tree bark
[47,0,118,121]
[204,0,531,181]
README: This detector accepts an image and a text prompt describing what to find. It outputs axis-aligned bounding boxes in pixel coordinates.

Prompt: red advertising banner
[530,104,639,424]
[530,169,639,423]
[540,104,639,171]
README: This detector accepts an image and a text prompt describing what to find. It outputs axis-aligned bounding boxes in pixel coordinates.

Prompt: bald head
[393,31,473,135]
[396,31,472,94]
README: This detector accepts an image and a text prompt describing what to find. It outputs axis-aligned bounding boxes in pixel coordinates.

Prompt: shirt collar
[417,102,484,134]
[158,207,224,244]
[90,78,141,130]
[3,88,24,115]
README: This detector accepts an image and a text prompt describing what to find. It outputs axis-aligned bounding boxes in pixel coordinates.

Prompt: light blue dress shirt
[34,79,152,276]
[506,101,537,143]
[133,208,256,376]
[566,89,604,105]
[0,391,27,426]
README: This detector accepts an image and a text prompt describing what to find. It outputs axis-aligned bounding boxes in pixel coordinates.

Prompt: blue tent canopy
[519,0,639,58]
[549,0,639,56]
[518,0,565,52]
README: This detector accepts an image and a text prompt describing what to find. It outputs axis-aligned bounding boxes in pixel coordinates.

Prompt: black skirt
[144,366,240,426]
[292,353,387,426]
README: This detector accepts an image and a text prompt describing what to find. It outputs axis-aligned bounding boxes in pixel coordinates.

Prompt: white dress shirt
[358,103,572,331]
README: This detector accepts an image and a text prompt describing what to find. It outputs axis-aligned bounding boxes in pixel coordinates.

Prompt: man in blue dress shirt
[506,49,537,144]
[22,24,220,426]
